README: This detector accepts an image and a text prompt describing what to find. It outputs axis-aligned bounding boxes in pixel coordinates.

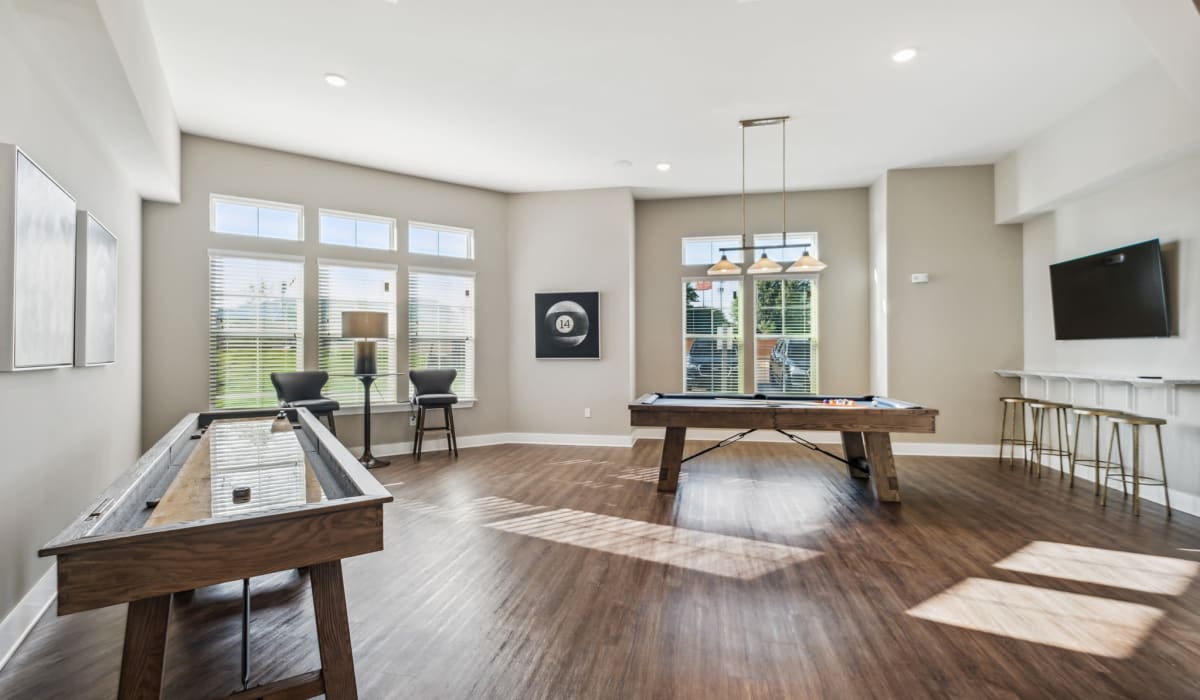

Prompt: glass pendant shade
[747,253,783,274]
[707,254,742,275]
[786,251,827,273]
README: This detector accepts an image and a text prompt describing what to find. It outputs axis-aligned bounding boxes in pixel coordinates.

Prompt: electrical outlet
[584,407,591,418]
[409,414,417,426]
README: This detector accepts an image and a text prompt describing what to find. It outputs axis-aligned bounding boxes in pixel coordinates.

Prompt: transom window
[682,236,744,265]
[210,194,304,241]
[753,232,818,261]
[319,209,396,250]
[409,222,474,259]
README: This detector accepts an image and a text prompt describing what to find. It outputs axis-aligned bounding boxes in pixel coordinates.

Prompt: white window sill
[334,399,477,417]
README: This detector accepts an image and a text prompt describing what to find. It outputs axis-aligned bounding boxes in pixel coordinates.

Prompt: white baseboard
[0,564,55,673]
[1029,453,1200,518]
[359,431,636,457]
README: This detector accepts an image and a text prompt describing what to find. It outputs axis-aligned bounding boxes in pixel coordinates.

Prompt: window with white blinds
[318,261,398,405]
[408,269,475,400]
[754,278,818,394]
[683,278,742,393]
[208,253,304,409]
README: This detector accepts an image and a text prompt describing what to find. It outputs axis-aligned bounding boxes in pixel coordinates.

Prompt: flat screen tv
[1049,239,1169,340]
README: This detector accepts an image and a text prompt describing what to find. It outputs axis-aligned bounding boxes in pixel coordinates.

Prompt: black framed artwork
[535,291,600,359]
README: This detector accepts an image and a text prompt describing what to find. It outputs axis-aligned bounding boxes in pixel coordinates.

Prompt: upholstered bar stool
[1104,414,1171,517]
[1069,407,1126,496]
[1028,400,1072,479]
[997,397,1034,469]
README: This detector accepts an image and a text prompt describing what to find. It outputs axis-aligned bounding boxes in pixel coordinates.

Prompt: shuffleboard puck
[232,486,252,503]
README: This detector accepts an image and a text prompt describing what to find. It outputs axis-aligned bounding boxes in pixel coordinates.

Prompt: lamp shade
[341,310,388,339]
[707,254,741,276]
[747,253,783,274]
[787,251,827,273]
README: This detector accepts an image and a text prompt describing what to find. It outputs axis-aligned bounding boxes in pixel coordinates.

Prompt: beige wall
[634,189,870,397]
[143,136,510,449]
[0,8,144,618]
[507,189,636,436]
[883,166,1023,443]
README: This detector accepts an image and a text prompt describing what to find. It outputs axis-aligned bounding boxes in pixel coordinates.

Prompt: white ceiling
[142,0,1154,198]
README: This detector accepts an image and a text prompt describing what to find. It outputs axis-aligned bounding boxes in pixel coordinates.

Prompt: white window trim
[408,221,476,260]
[409,265,477,278]
[209,248,306,262]
[209,193,306,241]
[316,256,399,272]
[318,208,398,250]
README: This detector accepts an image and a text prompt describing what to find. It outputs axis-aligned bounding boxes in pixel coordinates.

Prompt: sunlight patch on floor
[486,508,820,580]
[392,496,547,523]
[994,541,1200,595]
[907,578,1164,658]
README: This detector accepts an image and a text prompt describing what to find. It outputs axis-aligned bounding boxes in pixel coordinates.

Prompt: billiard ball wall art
[535,291,600,359]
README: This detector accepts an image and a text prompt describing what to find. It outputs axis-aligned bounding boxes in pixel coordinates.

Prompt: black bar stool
[997,396,1033,469]
[1069,406,1126,496]
[1104,414,1171,517]
[1028,400,1072,479]
[409,368,459,461]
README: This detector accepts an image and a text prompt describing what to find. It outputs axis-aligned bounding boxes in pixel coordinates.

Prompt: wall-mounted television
[1049,239,1170,340]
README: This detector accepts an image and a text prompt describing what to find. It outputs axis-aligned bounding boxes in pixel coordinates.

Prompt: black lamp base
[353,340,378,375]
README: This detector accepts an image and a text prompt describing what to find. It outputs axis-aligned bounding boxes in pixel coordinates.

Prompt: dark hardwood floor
[2,440,1199,699]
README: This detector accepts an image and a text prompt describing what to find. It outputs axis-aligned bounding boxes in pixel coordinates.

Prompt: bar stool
[1104,414,1171,517]
[409,368,460,461]
[997,397,1033,469]
[1028,400,1072,479]
[1069,407,1126,496]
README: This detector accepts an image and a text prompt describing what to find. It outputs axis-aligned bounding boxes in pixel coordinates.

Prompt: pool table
[628,393,938,501]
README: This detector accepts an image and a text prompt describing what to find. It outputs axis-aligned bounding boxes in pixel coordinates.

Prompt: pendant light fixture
[707,116,828,275]
[787,246,827,273]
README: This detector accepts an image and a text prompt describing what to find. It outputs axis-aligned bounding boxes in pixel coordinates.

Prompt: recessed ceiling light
[656,163,671,172]
[613,159,633,168]
[324,73,348,87]
[891,48,918,64]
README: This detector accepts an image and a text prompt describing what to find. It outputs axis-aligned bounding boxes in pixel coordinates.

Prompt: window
[682,235,744,266]
[408,222,474,259]
[408,269,475,400]
[683,279,742,392]
[210,195,304,240]
[753,232,818,261]
[754,278,817,394]
[318,261,398,405]
[208,253,304,408]
[319,209,396,250]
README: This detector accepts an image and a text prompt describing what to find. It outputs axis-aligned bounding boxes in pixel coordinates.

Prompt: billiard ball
[545,300,589,347]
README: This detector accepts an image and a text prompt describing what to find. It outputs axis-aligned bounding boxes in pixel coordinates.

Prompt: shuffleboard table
[39,408,393,700]
[629,393,938,501]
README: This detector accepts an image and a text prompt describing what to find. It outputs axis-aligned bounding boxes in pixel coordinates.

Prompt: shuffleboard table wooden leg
[657,427,687,493]
[840,431,870,480]
[118,594,171,700]
[864,432,901,502]
[310,560,359,699]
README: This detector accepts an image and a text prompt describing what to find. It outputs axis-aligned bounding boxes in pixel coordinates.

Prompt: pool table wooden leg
[657,427,687,493]
[117,594,171,700]
[864,432,901,502]
[840,431,870,479]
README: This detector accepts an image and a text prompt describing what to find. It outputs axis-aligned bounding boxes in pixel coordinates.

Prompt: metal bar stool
[1069,407,1127,496]
[1104,414,1171,517]
[997,397,1033,469]
[1028,400,1072,479]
